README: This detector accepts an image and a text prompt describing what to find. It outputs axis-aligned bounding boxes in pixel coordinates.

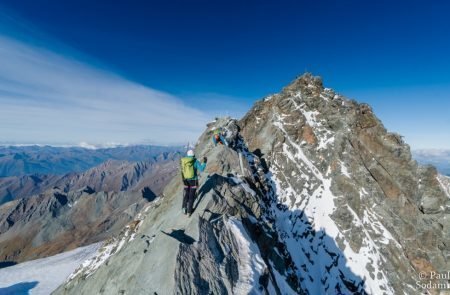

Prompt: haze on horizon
[0,0,449,149]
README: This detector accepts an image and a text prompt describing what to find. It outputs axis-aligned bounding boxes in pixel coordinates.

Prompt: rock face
[55,74,450,295]
[0,159,178,263]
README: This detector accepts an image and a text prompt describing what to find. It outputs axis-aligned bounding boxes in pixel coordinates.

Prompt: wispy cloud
[0,33,210,146]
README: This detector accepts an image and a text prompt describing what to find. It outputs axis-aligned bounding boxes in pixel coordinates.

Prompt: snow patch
[360,188,369,199]
[0,243,100,295]
[66,201,156,281]
[340,161,351,178]
[264,95,274,102]
[269,263,297,294]
[319,94,330,101]
[437,175,450,198]
[230,177,256,197]
[67,241,117,280]
[226,217,266,294]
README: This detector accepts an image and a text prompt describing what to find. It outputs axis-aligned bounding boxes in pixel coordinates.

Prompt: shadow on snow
[0,281,39,295]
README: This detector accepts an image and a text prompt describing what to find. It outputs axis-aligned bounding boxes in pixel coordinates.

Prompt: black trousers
[182,179,198,214]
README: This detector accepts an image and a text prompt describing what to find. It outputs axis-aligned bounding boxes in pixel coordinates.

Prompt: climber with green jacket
[180,149,207,217]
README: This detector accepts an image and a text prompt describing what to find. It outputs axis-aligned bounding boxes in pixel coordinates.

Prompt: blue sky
[0,0,449,148]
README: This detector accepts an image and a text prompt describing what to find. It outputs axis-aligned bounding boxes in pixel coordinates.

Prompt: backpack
[213,128,222,135]
[181,157,196,179]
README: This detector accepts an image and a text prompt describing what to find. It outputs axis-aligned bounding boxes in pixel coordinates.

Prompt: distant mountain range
[0,157,180,205]
[0,145,183,177]
[412,149,450,176]
[0,155,180,263]
[0,145,183,264]
[0,186,146,264]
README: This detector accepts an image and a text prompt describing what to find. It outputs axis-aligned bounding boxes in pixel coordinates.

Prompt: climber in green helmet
[181,149,207,217]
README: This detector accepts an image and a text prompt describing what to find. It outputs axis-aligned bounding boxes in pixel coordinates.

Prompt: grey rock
[54,73,450,295]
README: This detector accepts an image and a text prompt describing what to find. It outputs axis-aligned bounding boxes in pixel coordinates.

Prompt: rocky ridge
[55,74,450,295]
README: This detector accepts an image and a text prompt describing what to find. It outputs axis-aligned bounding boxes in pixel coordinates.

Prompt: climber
[181,149,207,217]
[212,128,228,146]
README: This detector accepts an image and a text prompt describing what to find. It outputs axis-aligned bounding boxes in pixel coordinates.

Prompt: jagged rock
[55,73,450,295]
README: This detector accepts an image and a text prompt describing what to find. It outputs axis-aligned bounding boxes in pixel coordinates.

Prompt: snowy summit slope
[54,74,450,295]
[240,73,450,294]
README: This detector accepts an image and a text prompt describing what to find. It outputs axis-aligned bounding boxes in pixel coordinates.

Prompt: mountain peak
[55,74,450,295]
[283,72,324,93]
